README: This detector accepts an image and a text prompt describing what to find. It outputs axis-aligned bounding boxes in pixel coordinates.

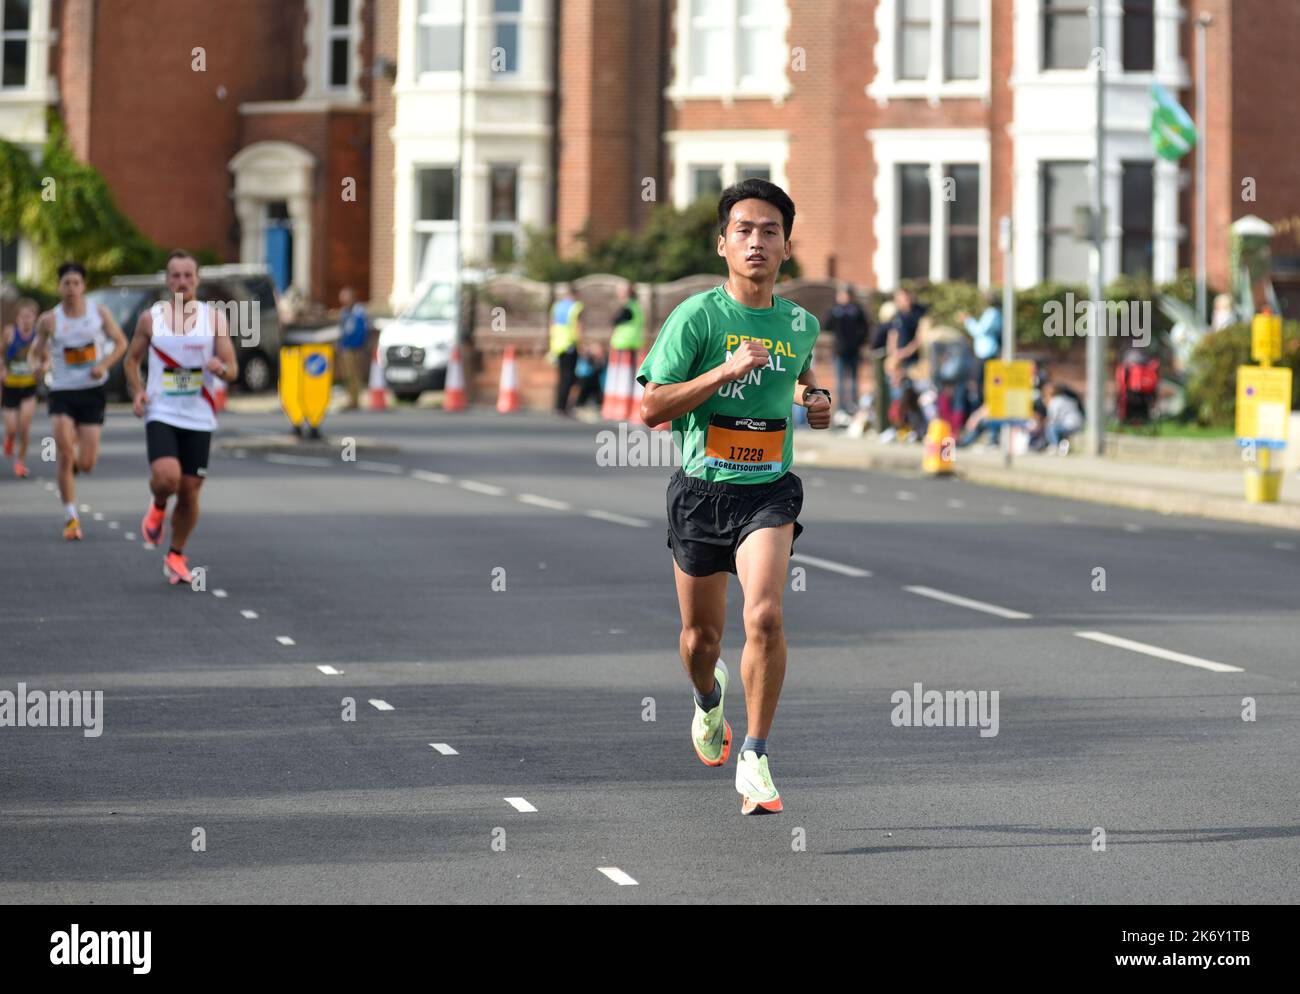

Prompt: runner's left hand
[90,364,107,379]
[205,357,226,377]
[803,389,832,429]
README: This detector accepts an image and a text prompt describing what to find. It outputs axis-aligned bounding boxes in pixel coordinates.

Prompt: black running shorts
[146,419,212,478]
[666,468,804,577]
[1,384,35,408]
[48,385,107,425]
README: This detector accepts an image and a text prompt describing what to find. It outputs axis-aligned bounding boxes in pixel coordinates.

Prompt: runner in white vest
[28,262,128,540]
[124,250,239,585]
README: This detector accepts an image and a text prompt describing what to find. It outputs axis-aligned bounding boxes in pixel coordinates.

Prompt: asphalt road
[2,406,1297,904]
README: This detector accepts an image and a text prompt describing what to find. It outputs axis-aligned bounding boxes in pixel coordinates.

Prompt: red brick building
[2,0,373,306]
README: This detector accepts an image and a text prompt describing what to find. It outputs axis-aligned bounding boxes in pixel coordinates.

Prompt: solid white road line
[584,508,651,528]
[356,461,404,474]
[410,469,452,484]
[517,493,572,511]
[505,797,537,813]
[1074,631,1243,673]
[317,665,343,675]
[597,867,639,886]
[266,453,332,467]
[430,743,458,755]
[369,699,394,711]
[276,636,296,646]
[790,553,872,578]
[458,479,507,496]
[904,585,1033,620]
[240,610,259,619]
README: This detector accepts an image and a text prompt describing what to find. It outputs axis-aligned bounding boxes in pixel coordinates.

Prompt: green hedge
[1186,321,1300,427]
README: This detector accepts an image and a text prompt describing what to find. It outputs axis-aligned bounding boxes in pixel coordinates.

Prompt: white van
[377,281,459,402]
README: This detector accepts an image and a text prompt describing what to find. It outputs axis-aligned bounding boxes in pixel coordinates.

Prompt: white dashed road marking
[584,509,650,528]
[904,585,1033,620]
[505,797,537,813]
[458,480,507,496]
[411,470,452,484]
[1074,631,1243,673]
[791,553,872,578]
[266,454,331,467]
[317,665,343,675]
[107,521,119,529]
[240,610,258,619]
[430,743,458,755]
[1123,523,1144,533]
[357,461,404,474]
[124,533,136,541]
[598,867,639,886]
[895,490,916,502]
[1273,541,1294,551]
[92,512,104,521]
[276,636,296,646]
[369,699,394,711]
[517,493,572,511]
[213,589,227,598]
[946,498,965,509]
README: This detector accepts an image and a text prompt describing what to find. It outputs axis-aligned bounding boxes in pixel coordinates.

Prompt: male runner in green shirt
[638,179,831,815]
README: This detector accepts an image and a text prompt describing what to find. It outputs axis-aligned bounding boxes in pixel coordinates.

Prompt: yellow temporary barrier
[922,418,955,475]
[279,345,303,430]
[279,343,334,434]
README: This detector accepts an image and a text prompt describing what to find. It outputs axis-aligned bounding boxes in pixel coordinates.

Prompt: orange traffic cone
[367,346,387,411]
[443,345,466,411]
[625,350,647,424]
[211,375,228,413]
[497,346,520,413]
[601,350,630,421]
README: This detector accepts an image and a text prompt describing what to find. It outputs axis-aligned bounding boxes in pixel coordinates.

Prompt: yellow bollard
[923,418,955,475]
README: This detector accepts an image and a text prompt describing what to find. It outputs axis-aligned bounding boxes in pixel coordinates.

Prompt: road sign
[300,344,334,429]
[1251,312,1282,363]
[1236,365,1292,446]
[985,359,1034,422]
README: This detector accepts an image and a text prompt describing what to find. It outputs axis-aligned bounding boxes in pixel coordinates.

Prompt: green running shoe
[735,749,783,814]
[690,659,731,767]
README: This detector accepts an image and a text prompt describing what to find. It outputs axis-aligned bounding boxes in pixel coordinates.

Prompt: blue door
[265,225,292,293]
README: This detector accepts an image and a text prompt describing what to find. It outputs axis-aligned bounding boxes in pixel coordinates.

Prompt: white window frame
[867,0,991,106]
[664,131,790,209]
[489,0,522,78]
[666,0,792,106]
[0,0,32,90]
[868,129,990,288]
[486,162,521,263]
[302,0,363,102]
[412,164,460,287]
[415,0,464,83]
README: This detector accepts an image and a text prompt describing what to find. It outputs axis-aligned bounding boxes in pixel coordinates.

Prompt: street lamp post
[1195,13,1212,328]
[1087,3,1107,456]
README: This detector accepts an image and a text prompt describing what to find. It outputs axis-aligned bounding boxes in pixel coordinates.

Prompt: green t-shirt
[637,284,820,485]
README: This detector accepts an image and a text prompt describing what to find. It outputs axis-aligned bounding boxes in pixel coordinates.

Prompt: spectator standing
[337,286,369,411]
[823,283,870,415]
[549,283,584,415]
[955,292,1003,406]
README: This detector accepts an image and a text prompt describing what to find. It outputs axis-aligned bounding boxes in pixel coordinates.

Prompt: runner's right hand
[722,341,770,381]
[132,393,147,418]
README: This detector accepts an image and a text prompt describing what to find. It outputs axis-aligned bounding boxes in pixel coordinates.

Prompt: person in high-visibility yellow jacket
[609,281,644,354]
[549,284,584,414]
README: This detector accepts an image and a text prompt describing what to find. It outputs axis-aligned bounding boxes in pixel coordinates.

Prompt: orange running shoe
[13,459,28,478]
[141,502,165,548]
[163,550,192,585]
[63,518,82,541]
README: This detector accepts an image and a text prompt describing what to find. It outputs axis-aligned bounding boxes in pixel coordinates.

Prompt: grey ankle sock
[694,679,721,711]
[741,736,767,758]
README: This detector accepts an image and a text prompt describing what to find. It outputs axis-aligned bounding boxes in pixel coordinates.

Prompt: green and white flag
[1151,82,1197,162]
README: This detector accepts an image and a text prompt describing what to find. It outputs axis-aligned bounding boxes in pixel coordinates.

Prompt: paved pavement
[2,408,1297,903]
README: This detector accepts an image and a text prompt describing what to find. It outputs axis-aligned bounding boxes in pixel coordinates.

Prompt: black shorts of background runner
[666,468,804,577]
[146,420,212,478]
[47,385,107,425]
[1,384,36,409]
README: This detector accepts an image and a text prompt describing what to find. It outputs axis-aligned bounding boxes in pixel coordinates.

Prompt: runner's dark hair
[717,179,795,241]
[166,249,199,270]
[57,261,86,279]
